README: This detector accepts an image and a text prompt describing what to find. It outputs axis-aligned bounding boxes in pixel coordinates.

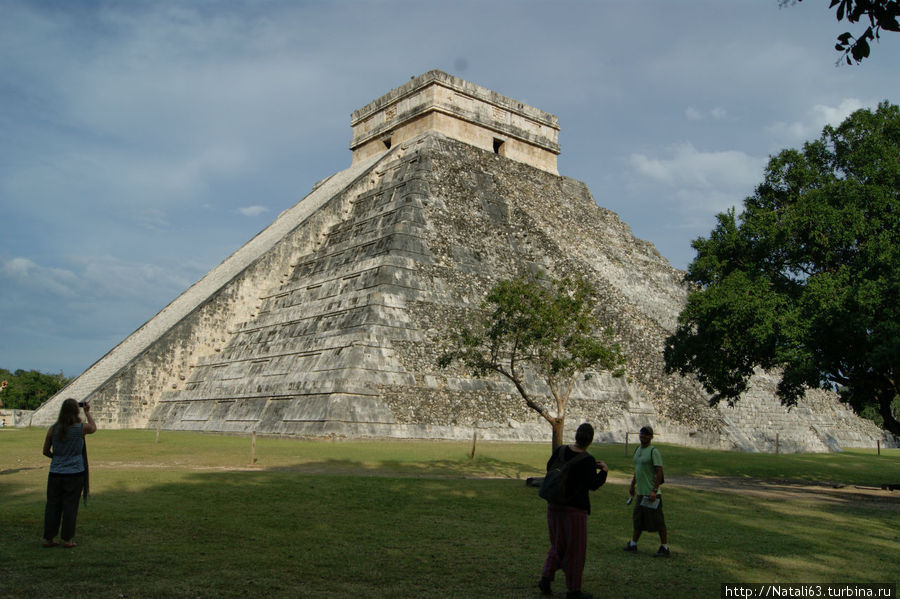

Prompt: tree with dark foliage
[665,102,900,437]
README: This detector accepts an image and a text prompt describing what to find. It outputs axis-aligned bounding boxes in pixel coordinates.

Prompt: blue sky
[2,0,899,376]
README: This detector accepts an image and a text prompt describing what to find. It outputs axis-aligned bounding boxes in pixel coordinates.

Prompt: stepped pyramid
[34,71,887,451]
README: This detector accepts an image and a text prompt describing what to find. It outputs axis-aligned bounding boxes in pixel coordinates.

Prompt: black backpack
[539,446,590,504]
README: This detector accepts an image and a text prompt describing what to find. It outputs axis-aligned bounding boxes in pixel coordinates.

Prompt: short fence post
[155,421,161,443]
[251,431,257,465]
[470,430,477,460]
[877,440,881,456]
[775,433,780,455]
[625,432,629,456]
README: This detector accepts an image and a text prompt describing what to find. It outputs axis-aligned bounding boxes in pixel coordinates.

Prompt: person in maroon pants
[539,423,609,599]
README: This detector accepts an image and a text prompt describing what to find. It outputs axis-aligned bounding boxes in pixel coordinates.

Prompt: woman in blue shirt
[42,398,97,548]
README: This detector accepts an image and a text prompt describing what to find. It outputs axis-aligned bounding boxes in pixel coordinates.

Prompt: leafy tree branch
[439,274,626,449]
[783,0,900,63]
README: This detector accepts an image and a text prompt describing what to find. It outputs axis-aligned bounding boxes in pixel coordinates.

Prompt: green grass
[1,429,898,598]
[612,442,900,485]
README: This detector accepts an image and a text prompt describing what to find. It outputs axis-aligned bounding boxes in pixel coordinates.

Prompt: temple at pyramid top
[350,70,561,174]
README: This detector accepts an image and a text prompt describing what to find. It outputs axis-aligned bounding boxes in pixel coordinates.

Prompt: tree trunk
[550,418,566,451]
[878,388,900,437]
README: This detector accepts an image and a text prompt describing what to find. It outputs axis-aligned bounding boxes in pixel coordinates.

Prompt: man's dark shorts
[632,496,665,532]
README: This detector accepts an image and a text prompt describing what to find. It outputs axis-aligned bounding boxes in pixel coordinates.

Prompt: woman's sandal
[42,540,59,548]
[63,541,77,548]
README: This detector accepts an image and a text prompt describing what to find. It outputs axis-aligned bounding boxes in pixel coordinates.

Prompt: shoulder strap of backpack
[568,450,591,466]
[554,446,590,466]
[554,445,568,464]
[547,445,565,471]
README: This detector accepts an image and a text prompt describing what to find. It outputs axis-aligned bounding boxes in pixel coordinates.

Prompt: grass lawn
[1,428,898,598]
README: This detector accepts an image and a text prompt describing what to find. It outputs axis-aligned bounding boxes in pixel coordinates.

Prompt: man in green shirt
[623,425,669,557]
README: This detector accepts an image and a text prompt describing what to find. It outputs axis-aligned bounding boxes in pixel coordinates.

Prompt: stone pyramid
[34,71,886,452]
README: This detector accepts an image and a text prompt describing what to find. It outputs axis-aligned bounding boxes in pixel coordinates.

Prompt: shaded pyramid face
[150,132,712,439]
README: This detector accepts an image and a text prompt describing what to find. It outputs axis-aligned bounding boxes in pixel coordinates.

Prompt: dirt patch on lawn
[659,474,900,511]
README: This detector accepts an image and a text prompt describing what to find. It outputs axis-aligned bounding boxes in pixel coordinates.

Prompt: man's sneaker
[538,577,552,595]
[566,591,593,599]
[653,545,670,557]
[623,542,637,552]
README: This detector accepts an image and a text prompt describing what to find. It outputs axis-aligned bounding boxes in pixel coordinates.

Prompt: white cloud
[0,253,192,305]
[238,205,269,217]
[134,208,171,231]
[72,254,193,302]
[2,257,35,277]
[628,142,767,214]
[630,142,763,190]
[0,257,79,298]
[159,145,251,197]
[685,106,728,121]
[811,100,867,128]
[765,99,868,147]
[711,107,728,120]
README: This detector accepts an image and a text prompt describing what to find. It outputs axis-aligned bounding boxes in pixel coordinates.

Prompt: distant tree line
[0,369,72,410]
